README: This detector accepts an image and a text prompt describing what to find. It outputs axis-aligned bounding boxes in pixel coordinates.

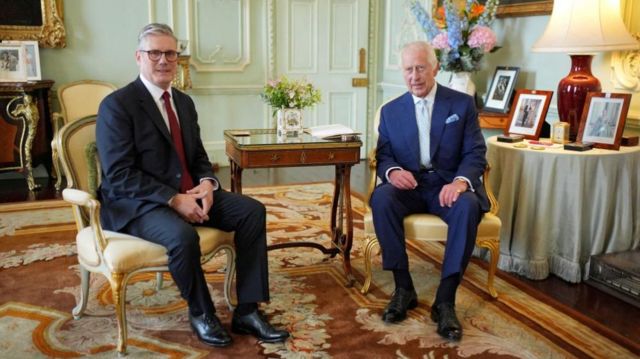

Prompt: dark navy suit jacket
[376,85,489,212]
[96,77,218,231]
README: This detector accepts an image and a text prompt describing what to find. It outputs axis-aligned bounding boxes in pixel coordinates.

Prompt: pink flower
[431,32,450,50]
[468,25,497,52]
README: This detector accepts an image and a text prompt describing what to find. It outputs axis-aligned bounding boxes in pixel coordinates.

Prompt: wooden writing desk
[224,129,362,285]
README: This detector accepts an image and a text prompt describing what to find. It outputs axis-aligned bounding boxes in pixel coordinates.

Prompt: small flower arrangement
[411,0,500,73]
[261,76,321,110]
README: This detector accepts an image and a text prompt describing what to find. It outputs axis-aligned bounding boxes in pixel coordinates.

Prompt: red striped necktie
[162,91,193,193]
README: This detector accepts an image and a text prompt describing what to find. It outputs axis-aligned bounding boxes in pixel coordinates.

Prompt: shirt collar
[139,74,172,101]
[412,82,437,105]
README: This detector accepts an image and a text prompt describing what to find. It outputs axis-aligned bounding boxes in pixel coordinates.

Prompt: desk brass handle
[271,154,280,162]
[328,152,335,160]
[300,152,306,163]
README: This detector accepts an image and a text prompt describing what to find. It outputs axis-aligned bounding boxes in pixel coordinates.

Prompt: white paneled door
[275,0,370,152]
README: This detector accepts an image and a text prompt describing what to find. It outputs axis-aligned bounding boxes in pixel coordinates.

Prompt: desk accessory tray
[564,142,593,151]
[497,134,524,143]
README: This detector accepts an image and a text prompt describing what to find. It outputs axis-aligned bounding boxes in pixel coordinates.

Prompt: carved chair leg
[51,142,63,191]
[485,239,500,298]
[360,236,379,295]
[110,272,128,355]
[222,246,236,310]
[72,266,90,319]
[477,238,500,298]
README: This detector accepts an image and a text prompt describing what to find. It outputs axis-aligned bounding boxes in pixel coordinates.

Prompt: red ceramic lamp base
[557,54,601,140]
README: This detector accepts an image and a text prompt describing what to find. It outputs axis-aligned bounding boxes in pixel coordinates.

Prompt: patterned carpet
[0,183,637,358]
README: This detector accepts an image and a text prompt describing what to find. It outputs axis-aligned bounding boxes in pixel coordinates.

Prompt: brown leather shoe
[430,302,462,340]
[382,287,418,323]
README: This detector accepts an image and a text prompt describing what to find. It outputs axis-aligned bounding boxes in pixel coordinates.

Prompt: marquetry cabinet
[0,80,54,191]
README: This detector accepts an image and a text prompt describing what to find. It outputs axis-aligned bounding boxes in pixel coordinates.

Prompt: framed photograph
[5,41,40,80]
[577,92,631,150]
[0,43,28,82]
[505,89,553,139]
[0,0,66,48]
[484,66,519,113]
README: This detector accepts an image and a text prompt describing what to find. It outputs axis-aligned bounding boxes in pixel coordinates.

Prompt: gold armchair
[52,80,117,190]
[360,104,501,298]
[54,115,236,355]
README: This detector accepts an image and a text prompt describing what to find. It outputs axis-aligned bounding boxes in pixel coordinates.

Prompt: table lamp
[532,0,639,140]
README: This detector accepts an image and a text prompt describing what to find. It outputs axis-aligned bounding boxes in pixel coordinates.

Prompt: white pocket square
[445,114,460,124]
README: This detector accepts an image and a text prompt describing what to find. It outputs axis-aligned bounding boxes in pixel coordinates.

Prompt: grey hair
[401,41,438,68]
[137,23,177,49]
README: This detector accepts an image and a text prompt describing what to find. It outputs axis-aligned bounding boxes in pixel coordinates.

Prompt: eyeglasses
[140,49,180,62]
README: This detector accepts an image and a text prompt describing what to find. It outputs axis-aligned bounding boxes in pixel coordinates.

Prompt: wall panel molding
[188,0,251,72]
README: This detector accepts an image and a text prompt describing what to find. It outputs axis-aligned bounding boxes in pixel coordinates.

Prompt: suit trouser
[370,171,481,279]
[123,189,269,315]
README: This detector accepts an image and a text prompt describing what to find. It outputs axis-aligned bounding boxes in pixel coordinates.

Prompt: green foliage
[261,76,322,110]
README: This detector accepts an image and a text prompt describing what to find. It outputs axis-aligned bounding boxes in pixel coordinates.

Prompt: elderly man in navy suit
[371,41,488,340]
[96,23,289,347]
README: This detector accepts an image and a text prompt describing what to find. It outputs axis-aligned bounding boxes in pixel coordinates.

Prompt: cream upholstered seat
[360,103,501,298]
[52,80,117,190]
[54,115,236,355]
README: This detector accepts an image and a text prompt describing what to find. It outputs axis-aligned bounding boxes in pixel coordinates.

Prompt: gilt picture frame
[434,0,553,18]
[505,89,553,140]
[484,66,519,113]
[577,92,631,150]
[0,43,28,82]
[0,0,66,48]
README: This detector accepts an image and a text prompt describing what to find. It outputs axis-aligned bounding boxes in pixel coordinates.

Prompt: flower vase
[448,72,476,96]
[276,108,303,138]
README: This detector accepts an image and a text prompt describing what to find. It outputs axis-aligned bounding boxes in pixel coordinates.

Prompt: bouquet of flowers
[261,76,321,110]
[411,0,500,72]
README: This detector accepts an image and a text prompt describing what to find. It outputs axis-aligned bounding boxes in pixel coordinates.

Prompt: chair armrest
[62,188,109,252]
[365,148,378,212]
[483,164,499,216]
[52,112,65,136]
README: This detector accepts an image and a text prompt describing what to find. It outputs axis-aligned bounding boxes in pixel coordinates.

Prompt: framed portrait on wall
[5,40,40,80]
[505,89,553,139]
[0,43,28,82]
[577,92,631,150]
[0,0,66,48]
[484,66,519,113]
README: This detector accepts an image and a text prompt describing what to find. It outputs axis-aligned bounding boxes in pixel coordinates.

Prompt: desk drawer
[246,148,359,167]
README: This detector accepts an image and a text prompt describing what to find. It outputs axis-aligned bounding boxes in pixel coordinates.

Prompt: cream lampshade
[532,0,639,140]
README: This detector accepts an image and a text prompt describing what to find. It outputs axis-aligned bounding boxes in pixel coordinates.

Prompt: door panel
[276,0,369,156]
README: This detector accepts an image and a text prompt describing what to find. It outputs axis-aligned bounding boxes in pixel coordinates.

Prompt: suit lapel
[430,85,452,158]
[134,78,173,144]
[398,93,422,167]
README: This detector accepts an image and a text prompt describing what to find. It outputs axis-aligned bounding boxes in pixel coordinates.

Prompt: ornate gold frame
[496,1,553,18]
[0,0,66,48]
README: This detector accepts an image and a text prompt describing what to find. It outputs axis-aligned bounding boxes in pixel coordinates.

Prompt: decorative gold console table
[224,129,362,285]
[0,80,54,191]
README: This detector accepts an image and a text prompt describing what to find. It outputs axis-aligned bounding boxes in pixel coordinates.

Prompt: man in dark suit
[96,23,289,347]
[370,41,488,340]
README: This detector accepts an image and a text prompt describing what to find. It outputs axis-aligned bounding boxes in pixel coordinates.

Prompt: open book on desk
[304,124,360,141]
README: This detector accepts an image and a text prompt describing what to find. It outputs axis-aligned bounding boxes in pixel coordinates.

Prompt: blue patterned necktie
[416,98,431,168]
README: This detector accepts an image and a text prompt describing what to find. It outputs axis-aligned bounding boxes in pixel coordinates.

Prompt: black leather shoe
[231,310,290,343]
[189,313,232,347]
[382,287,418,323]
[430,302,462,340]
